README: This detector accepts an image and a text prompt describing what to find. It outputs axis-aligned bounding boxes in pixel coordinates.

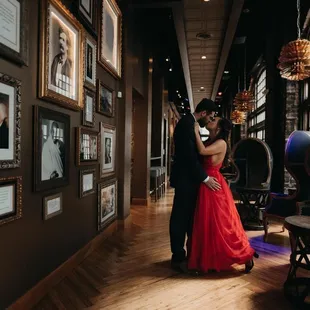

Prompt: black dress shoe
[171,260,188,273]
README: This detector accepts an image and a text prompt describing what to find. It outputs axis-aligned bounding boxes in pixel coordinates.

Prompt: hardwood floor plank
[32,189,297,309]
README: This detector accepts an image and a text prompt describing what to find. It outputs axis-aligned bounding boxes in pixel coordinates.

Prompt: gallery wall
[0,0,149,307]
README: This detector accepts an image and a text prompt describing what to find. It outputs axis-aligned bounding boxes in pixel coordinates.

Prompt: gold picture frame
[39,0,85,111]
[98,0,122,79]
[0,176,22,227]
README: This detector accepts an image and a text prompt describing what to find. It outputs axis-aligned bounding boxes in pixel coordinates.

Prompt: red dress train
[188,157,254,272]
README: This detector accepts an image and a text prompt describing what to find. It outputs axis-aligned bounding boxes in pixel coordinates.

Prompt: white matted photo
[100,122,116,178]
[85,35,96,89]
[0,0,29,66]
[98,178,117,230]
[79,168,96,198]
[43,192,63,220]
[98,0,122,78]
[0,73,21,169]
[0,176,22,227]
[83,88,95,127]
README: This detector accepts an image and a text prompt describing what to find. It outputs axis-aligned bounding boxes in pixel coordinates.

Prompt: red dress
[188,156,255,272]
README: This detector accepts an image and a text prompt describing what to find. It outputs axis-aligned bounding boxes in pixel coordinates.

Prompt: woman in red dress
[188,117,258,273]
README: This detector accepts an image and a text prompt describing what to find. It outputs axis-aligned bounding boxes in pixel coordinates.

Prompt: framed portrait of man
[97,80,115,117]
[100,122,116,178]
[84,34,96,90]
[98,0,122,78]
[76,127,99,166]
[39,0,84,111]
[0,0,29,66]
[0,73,21,169]
[98,178,117,231]
[33,106,70,192]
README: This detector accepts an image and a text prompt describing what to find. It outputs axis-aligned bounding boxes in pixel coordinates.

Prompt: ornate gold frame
[39,0,85,111]
[98,0,122,79]
[0,176,22,227]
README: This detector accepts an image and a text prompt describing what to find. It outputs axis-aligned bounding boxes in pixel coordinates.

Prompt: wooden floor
[34,189,297,309]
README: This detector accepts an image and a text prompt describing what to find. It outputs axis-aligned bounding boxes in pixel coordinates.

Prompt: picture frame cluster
[0,0,121,231]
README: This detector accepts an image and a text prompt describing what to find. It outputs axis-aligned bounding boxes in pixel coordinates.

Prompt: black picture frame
[72,0,98,39]
[33,106,70,192]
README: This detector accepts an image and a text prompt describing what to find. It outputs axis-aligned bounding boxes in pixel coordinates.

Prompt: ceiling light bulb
[201,55,207,59]
[218,92,222,96]
[200,86,205,89]
[224,70,229,74]
[169,68,172,71]
[166,58,169,62]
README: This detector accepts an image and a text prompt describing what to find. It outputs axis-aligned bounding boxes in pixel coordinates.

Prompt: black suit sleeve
[180,118,208,183]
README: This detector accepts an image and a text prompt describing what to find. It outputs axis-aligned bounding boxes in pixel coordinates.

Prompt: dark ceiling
[134,5,190,116]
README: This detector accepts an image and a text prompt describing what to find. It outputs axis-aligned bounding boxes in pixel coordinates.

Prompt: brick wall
[284,81,299,193]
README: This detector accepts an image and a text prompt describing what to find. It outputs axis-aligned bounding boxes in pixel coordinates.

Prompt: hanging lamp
[230,110,246,125]
[277,0,310,81]
[233,45,254,112]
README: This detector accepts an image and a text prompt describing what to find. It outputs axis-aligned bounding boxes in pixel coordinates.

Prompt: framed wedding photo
[39,0,84,111]
[84,34,97,90]
[98,178,117,231]
[97,80,115,117]
[79,168,96,198]
[43,192,63,220]
[100,122,116,178]
[83,88,95,127]
[0,176,22,227]
[0,73,21,169]
[72,0,97,38]
[76,127,98,166]
[0,0,29,66]
[34,106,70,192]
[98,0,122,78]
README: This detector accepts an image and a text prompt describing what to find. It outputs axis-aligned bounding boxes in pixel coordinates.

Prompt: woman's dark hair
[214,118,232,167]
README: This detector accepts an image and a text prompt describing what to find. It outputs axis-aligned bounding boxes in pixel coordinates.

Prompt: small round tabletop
[284,215,310,235]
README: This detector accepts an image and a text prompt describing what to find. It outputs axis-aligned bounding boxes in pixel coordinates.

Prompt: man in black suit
[169,98,221,271]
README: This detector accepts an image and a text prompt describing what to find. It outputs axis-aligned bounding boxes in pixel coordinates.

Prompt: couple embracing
[169,98,258,274]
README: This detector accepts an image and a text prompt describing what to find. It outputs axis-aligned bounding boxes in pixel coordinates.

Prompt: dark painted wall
[0,0,148,308]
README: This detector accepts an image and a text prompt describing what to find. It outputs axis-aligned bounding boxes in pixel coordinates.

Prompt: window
[247,68,266,140]
[300,79,310,130]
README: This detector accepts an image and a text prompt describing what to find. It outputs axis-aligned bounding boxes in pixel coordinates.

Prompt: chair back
[285,131,310,200]
[232,138,273,190]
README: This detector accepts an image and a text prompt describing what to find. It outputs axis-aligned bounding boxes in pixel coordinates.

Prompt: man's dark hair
[195,98,217,113]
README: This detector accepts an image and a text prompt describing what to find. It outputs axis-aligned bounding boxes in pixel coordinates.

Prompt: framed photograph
[84,34,97,89]
[98,178,117,231]
[0,73,21,169]
[79,168,96,198]
[76,127,98,166]
[39,0,84,111]
[34,106,70,192]
[97,80,115,117]
[0,0,29,66]
[72,0,97,38]
[98,0,122,78]
[43,192,62,220]
[0,176,22,227]
[100,122,116,178]
[82,88,95,127]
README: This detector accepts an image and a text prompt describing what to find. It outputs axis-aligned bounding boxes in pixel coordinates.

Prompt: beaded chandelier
[230,110,246,125]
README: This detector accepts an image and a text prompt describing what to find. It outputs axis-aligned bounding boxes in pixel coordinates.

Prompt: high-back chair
[232,138,273,230]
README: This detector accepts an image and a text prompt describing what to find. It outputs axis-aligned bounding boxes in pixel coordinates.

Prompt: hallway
[34,190,294,309]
